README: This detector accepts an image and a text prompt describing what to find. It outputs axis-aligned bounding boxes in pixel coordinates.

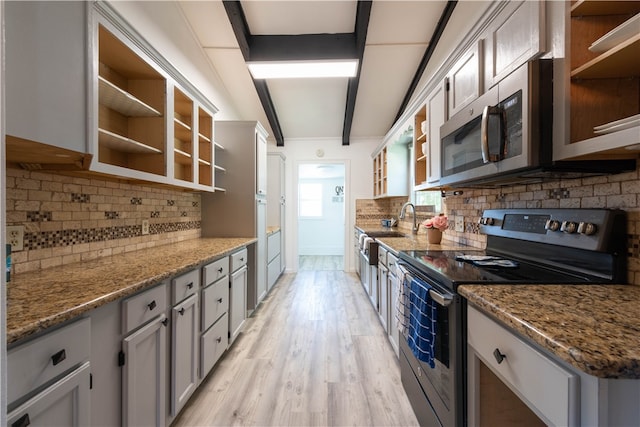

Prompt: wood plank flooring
[298,255,344,271]
[173,269,418,426]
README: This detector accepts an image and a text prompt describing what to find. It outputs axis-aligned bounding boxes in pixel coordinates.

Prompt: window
[415,190,442,212]
[299,183,323,217]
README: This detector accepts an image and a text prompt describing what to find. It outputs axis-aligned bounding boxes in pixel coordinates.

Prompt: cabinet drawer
[378,245,388,266]
[203,257,229,287]
[467,305,578,426]
[201,277,229,331]
[387,253,399,276]
[230,248,248,272]
[172,269,200,304]
[122,282,167,334]
[267,232,280,262]
[200,313,228,378]
[8,317,91,406]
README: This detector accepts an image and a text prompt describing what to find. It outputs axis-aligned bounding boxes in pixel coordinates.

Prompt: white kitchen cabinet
[377,245,389,332]
[229,248,248,344]
[202,121,268,312]
[267,152,286,273]
[467,304,640,426]
[122,313,167,427]
[555,1,640,160]
[446,40,483,119]
[267,231,282,291]
[5,1,88,158]
[414,79,447,190]
[121,282,168,427]
[7,362,91,427]
[482,0,546,90]
[170,293,199,416]
[373,120,411,198]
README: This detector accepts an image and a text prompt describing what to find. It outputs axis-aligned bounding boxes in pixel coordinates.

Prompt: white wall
[298,176,345,256]
[269,137,380,272]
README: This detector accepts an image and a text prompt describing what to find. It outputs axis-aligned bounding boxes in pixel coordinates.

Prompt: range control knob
[479,217,495,226]
[561,221,578,234]
[545,219,561,232]
[578,222,598,235]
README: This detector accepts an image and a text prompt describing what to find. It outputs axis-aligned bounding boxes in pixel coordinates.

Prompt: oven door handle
[429,289,452,307]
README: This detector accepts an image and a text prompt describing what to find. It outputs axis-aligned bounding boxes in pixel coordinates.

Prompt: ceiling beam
[249,33,357,61]
[342,0,372,146]
[393,1,457,124]
[223,1,285,146]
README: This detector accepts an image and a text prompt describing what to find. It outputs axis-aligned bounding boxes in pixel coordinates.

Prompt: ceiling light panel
[247,60,358,79]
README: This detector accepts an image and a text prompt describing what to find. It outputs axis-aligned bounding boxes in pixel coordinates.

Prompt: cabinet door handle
[240,257,244,262]
[12,413,30,427]
[148,300,157,311]
[218,267,224,273]
[493,348,507,364]
[217,298,223,303]
[179,307,185,316]
[187,282,194,289]
[51,349,66,366]
[216,337,222,343]
[162,318,168,327]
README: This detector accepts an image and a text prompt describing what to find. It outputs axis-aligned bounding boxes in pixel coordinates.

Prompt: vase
[427,228,442,244]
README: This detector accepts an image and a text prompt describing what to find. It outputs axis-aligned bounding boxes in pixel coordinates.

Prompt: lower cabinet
[267,230,282,290]
[201,313,229,377]
[122,313,168,427]
[8,362,91,427]
[387,252,400,358]
[230,265,248,344]
[7,317,92,427]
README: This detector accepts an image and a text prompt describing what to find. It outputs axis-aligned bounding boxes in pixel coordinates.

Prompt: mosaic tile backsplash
[6,168,201,274]
[359,169,640,286]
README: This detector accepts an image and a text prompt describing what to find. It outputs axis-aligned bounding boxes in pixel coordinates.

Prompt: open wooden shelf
[571,34,640,79]
[98,128,162,154]
[98,76,161,117]
[571,1,640,16]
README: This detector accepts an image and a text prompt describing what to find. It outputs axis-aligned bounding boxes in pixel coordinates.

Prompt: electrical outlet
[142,220,150,235]
[7,225,25,251]
[454,216,464,233]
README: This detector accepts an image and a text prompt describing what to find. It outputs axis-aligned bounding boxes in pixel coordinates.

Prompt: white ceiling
[178,0,448,143]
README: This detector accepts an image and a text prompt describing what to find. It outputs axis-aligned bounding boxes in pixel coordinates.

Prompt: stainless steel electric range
[396,208,627,427]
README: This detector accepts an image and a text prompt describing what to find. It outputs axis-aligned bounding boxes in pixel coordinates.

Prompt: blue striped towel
[406,276,437,368]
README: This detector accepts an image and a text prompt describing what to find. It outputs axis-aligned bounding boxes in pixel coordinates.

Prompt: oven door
[398,261,464,427]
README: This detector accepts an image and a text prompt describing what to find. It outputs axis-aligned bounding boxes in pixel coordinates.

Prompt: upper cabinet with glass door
[555,0,640,160]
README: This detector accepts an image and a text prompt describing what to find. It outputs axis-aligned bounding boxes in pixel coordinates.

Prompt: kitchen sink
[367,231,408,238]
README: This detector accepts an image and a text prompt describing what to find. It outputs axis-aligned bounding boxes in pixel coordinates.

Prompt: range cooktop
[399,249,600,288]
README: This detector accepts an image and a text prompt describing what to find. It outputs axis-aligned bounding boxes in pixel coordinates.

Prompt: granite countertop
[267,226,281,235]
[7,237,256,345]
[459,284,640,379]
[355,224,470,253]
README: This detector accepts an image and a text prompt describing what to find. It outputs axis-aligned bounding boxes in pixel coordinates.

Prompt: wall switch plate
[142,220,150,235]
[454,216,464,233]
[7,225,25,251]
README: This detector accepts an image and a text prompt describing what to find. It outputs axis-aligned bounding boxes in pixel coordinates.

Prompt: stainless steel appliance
[397,208,627,427]
[439,60,634,187]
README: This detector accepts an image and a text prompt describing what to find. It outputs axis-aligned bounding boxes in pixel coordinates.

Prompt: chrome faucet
[399,202,419,234]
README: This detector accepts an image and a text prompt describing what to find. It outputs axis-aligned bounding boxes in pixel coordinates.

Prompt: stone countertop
[7,237,256,345]
[355,225,470,253]
[459,284,640,379]
[267,226,281,235]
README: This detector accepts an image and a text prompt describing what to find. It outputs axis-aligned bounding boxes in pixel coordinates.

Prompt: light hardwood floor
[298,255,344,271]
[173,270,419,426]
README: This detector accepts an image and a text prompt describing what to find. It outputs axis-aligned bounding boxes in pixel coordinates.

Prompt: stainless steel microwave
[438,59,634,187]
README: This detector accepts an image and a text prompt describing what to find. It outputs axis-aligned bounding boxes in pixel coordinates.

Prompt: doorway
[297,162,345,271]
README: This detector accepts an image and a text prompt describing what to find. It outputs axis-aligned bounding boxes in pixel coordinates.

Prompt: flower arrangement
[422,214,448,231]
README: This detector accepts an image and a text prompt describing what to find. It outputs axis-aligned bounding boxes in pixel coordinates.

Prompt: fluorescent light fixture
[247,60,359,79]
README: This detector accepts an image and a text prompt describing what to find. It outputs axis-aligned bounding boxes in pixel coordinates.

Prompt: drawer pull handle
[12,413,30,427]
[187,282,194,289]
[162,318,168,327]
[493,348,507,364]
[179,307,185,316]
[217,298,223,303]
[218,267,224,273]
[240,257,244,262]
[216,337,222,343]
[148,300,157,311]
[51,349,66,366]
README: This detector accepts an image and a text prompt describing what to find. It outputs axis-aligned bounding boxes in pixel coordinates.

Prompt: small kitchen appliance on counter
[396,208,627,427]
